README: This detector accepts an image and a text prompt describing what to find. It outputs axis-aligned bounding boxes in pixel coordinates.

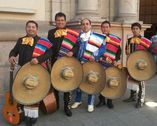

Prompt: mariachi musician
[71,18,106,112]
[96,21,122,109]
[123,22,152,108]
[8,20,52,126]
[32,12,79,117]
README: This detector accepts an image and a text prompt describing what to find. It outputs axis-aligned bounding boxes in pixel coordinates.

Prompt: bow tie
[106,36,110,43]
[54,29,67,38]
[130,37,141,44]
[22,37,34,46]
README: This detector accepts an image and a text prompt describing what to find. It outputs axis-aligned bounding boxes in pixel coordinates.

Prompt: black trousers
[54,89,71,108]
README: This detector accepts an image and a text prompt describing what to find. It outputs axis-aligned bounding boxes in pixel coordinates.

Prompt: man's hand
[66,51,73,57]
[9,56,17,65]
[113,61,122,69]
[31,58,39,65]
[106,57,112,64]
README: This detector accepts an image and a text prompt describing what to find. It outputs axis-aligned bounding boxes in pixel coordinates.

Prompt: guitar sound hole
[7,112,15,116]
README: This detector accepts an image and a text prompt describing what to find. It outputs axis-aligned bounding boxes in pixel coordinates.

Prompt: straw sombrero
[127,50,156,81]
[101,67,127,99]
[13,62,51,105]
[79,62,106,94]
[51,57,83,92]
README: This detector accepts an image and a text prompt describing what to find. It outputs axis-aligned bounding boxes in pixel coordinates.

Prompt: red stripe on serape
[136,45,147,50]
[61,42,72,50]
[140,41,150,48]
[103,53,115,60]
[108,40,119,47]
[109,35,121,43]
[67,29,79,37]
[88,40,101,48]
[37,40,52,48]
[64,33,77,44]
[106,44,118,53]
[141,37,152,48]
[33,48,45,55]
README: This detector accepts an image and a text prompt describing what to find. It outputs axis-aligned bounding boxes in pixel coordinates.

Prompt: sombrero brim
[101,67,127,99]
[51,57,83,92]
[79,62,106,94]
[13,62,51,105]
[127,50,156,81]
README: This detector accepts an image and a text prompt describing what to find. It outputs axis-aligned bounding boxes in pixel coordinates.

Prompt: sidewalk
[0,75,157,126]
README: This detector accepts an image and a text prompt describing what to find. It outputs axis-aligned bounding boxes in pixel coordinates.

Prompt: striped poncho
[32,37,52,67]
[77,32,106,63]
[126,36,152,54]
[99,34,121,67]
[58,29,79,58]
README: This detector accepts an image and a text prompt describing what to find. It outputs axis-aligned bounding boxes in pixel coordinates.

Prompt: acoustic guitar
[2,64,21,125]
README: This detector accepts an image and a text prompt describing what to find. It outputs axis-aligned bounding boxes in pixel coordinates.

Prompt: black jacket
[9,35,52,66]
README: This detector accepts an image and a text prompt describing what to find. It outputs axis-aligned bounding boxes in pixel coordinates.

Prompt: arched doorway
[139,0,157,39]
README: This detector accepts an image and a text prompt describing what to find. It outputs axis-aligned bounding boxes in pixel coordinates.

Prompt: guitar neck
[9,65,14,104]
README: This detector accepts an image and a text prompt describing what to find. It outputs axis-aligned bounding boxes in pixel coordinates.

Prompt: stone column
[76,0,100,20]
[115,0,139,23]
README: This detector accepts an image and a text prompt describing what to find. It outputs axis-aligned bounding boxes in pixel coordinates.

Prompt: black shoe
[96,95,106,107]
[30,118,37,125]
[25,117,32,126]
[107,99,114,109]
[123,90,136,102]
[64,106,72,117]
[96,100,106,107]
[25,117,37,126]
[135,101,144,108]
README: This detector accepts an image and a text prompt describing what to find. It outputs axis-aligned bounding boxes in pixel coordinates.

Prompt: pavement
[0,75,157,126]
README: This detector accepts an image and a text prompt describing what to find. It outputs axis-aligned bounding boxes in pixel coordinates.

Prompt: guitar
[40,62,57,114]
[2,64,21,125]
[40,90,57,114]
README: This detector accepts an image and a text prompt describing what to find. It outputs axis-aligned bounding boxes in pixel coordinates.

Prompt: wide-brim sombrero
[127,50,156,81]
[51,57,83,92]
[101,67,127,99]
[79,62,106,94]
[13,62,51,105]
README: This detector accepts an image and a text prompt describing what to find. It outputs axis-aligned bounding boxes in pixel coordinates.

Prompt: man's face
[55,16,66,29]
[131,26,141,37]
[81,19,91,33]
[101,23,110,34]
[26,22,38,37]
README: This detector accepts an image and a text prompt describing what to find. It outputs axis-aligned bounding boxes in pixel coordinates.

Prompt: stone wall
[0,0,47,21]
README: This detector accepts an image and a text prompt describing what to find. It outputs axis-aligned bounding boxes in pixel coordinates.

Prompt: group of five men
[9,12,152,126]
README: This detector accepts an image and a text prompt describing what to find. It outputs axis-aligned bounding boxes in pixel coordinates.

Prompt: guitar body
[40,91,57,114]
[2,92,20,125]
